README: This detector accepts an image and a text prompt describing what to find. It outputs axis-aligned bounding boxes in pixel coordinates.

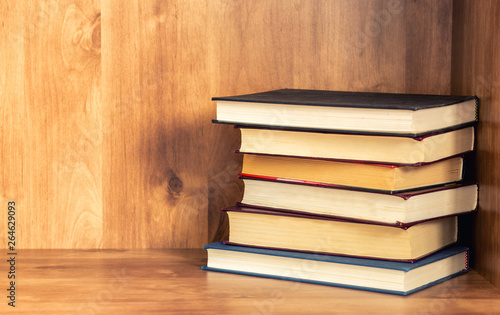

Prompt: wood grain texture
[100,0,454,248]
[404,0,453,94]
[452,0,500,288]
[0,1,26,249]
[2,0,454,249]
[0,1,102,249]
[100,0,232,248]
[1,249,500,314]
[210,0,452,94]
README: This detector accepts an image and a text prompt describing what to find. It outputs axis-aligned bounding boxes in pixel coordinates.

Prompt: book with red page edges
[236,149,466,166]
[238,153,466,193]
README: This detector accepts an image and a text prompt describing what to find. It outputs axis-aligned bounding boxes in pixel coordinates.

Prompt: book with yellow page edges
[240,153,466,193]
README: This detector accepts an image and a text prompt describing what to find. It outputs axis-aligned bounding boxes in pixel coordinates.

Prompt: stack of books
[203,89,478,295]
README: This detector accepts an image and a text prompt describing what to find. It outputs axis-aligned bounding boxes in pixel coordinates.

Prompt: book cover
[236,126,475,164]
[213,89,478,137]
[212,89,477,110]
[237,149,466,167]
[238,175,478,225]
[225,204,463,229]
[213,119,476,138]
[223,206,458,261]
[239,173,476,197]
[239,152,466,193]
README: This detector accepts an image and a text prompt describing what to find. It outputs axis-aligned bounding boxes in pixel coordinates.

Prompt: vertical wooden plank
[101,0,220,248]
[452,0,500,288]
[56,1,102,249]
[1,1,102,249]
[326,0,409,92]
[210,0,413,94]
[0,1,26,249]
[404,0,453,94]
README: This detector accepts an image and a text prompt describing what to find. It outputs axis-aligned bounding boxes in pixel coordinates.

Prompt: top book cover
[212,89,478,136]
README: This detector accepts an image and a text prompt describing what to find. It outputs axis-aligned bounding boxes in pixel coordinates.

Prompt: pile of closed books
[203,89,478,295]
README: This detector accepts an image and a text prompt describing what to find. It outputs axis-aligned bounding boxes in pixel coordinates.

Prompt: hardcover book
[237,126,474,165]
[203,241,469,295]
[240,153,465,193]
[239,175,478,225]
[212,89,477,136]
[223,206,459,261]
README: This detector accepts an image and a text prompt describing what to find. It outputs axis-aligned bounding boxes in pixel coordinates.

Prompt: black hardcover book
[212,89,478,136]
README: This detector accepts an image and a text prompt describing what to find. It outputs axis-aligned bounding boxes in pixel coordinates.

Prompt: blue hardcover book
[202,242,469,295]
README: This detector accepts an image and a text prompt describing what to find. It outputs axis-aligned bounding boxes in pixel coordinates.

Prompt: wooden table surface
[2,249,500,314]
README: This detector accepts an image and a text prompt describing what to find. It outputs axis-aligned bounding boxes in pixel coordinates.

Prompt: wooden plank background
[452,0,500,289]
[0,0,475,252]
[4,0,500,291]
[2,0,500,291]
[1,0,103,249]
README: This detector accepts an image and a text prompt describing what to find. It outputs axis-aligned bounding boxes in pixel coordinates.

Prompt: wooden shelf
[3,249,500,314]
[1,0,499,294]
